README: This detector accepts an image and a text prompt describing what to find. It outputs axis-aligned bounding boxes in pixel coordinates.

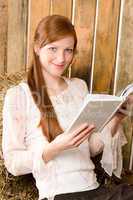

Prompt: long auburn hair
[27,15,77,142]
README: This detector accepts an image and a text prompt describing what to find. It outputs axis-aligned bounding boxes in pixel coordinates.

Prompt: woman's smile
[52,62,65,69]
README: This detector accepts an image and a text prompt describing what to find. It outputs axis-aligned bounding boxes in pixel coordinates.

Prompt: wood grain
[71,0,96,87]
[0,0,8,74]
[7,0,28,74]
[51,0,72,19]
[115,0,133,168]
[92,0,120,93]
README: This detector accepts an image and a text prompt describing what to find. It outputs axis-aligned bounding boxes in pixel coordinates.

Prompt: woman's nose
[56,50,65,63]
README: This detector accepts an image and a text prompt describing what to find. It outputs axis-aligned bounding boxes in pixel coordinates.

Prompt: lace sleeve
[99,124,127,178]
[2,86,33,176]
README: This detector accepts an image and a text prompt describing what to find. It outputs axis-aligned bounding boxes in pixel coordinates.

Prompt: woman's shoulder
[64,77,88,90]
[3,81,32,113]
[5,81,28,100]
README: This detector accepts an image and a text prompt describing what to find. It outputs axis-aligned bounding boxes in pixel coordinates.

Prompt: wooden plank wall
[114,0,133,169]
[6,0,28,74]
[0,0,8,74]
[0,0,133,168]
[73,0,96,85]
[92,0,121,94]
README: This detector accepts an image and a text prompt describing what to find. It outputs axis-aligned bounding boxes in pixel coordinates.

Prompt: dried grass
[0,72,38,200]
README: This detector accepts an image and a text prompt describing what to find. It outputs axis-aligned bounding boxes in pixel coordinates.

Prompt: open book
[66,83,133,133]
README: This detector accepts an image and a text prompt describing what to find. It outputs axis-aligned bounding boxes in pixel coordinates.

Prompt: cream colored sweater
[2,77,127,200]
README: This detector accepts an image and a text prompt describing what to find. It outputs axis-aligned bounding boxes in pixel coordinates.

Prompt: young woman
[2,15,133,200]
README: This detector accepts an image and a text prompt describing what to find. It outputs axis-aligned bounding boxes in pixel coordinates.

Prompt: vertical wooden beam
[114,0,133,169]
[123,119,133,169]
[7,0,28,74]
[72,0,96,86]
[0,0,8,75]
[92,0,121,93]
[51,0,72,19]
[115,0,133,93]
[27,0,51,68]
[129,126,133,170]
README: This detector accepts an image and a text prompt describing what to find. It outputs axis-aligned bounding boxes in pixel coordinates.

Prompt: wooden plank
[122,119,133,169]
[71,0,96,86]
[51,0,72,19]
[27,0,51,68]
[115,0,133,169]
[92,0,121,93]
[7,0,28,74]
[0,0,8,75]
[129,129,133,170]
[115,0,133,93]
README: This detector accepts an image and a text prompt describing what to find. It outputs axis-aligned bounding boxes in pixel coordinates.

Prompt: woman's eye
[65,48,73,53]
[48,47,57,52]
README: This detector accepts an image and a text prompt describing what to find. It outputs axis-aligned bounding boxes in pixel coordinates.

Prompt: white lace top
[2,77,127,200]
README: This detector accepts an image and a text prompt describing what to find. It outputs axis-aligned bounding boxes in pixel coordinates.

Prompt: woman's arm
[2,86,33,176]
[42,123,95,163]
[107,113,125,137]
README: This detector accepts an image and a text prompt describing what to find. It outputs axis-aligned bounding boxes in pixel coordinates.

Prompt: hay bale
[0,72,38,200]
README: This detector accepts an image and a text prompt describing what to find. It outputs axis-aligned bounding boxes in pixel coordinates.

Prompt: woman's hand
[117,94,133,117]
[52,123,95,151]
[127,94,133,104]
[107,94,133,137]
[126,95,133,116]
[42,123,95,163]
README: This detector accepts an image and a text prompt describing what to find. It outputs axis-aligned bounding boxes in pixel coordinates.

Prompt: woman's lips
[52,63,65,68]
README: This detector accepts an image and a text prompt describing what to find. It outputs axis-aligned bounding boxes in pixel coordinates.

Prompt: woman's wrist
[109,115,123,136]
[42,142,61,163]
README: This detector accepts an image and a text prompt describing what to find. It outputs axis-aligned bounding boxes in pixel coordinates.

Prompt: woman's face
[37,36,75,78]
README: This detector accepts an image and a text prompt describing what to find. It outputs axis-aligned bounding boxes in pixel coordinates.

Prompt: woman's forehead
[46,36,74,47]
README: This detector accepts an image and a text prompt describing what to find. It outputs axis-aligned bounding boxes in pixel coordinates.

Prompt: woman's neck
[44,75,68,96]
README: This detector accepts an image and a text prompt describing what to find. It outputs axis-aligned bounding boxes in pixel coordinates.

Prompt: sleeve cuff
[32,143,55,181]
[99,125,127,178]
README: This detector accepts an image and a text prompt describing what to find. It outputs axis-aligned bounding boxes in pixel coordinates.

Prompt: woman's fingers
[73,123,89,135]
[71,123,92,137]
[75,131,93,147]
[54,123,95,151]
[70,124,95,147]
[74,125,94,141]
